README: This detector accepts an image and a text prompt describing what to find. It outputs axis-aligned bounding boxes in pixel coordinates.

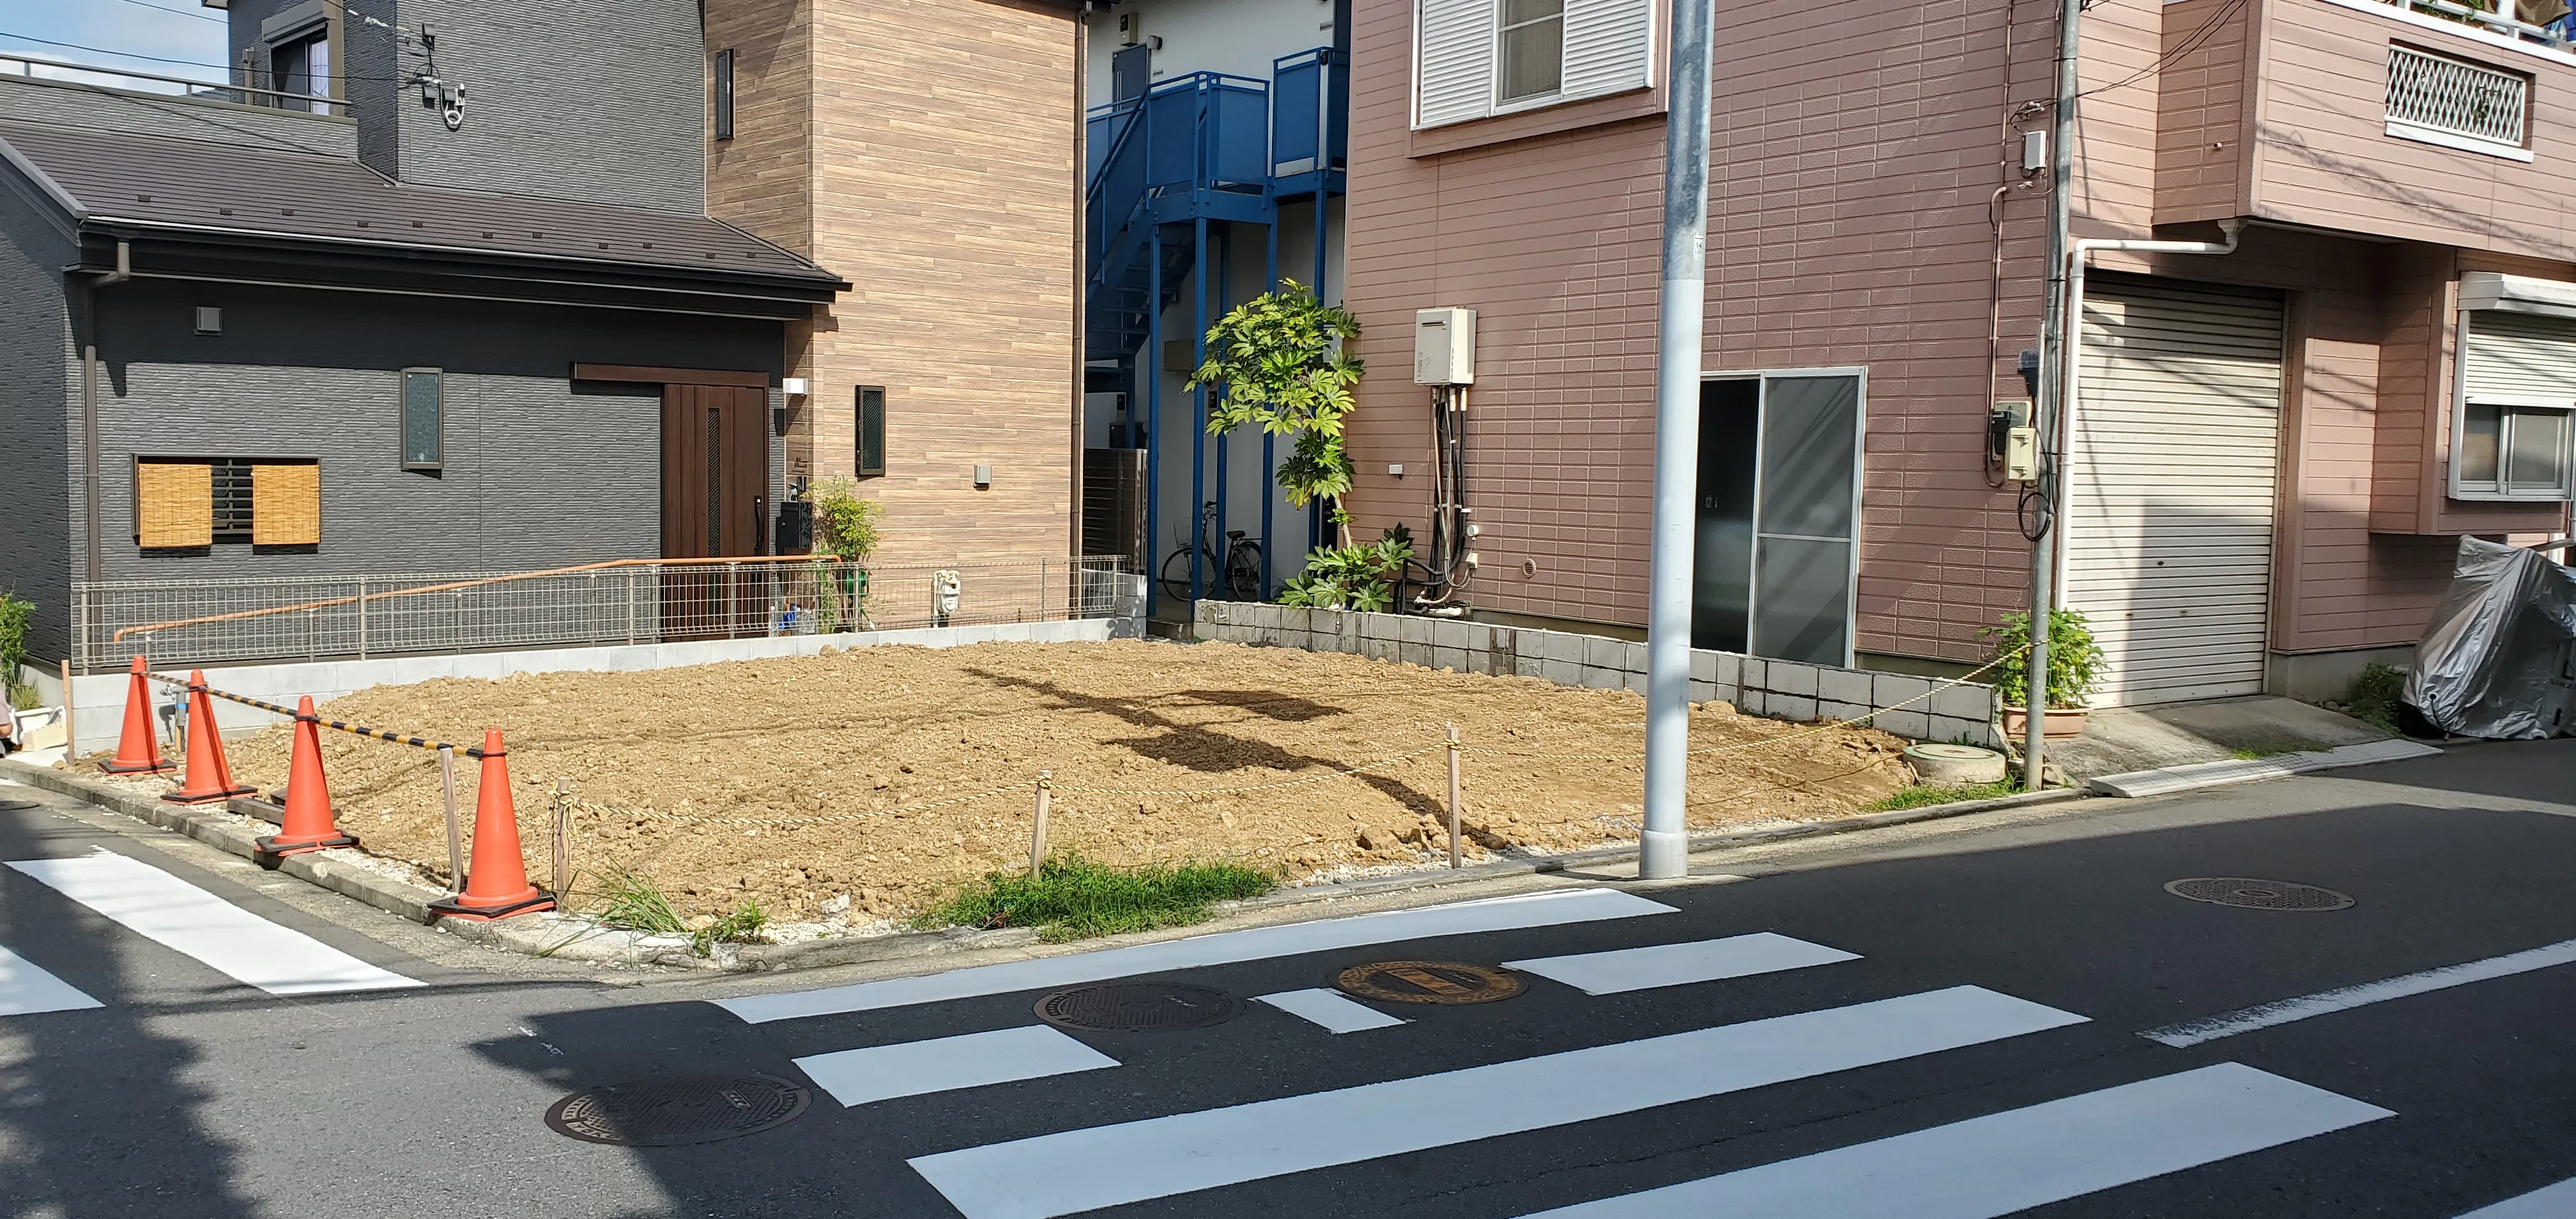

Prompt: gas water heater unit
[1414,307,1476,385]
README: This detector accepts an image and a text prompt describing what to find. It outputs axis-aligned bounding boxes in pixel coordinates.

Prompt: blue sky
[0,0,232,89]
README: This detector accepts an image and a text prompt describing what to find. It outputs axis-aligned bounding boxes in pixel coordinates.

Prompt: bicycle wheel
[1158,548,1198,602]
[1224,540,1264,601]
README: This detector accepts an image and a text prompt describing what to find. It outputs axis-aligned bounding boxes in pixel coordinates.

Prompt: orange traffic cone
[162,671,253,805]
[427,730,555,921]
[256,697,358,857]
[98,656,173,774]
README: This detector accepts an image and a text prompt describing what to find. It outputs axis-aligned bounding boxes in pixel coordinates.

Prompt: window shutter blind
[137,461,213,548]
[2463,310,2576,406]
[252,462,321,546]
[1416,0,1495,128]
[1561,0,1653,98]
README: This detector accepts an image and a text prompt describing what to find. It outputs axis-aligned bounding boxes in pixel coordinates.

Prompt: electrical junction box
[2004,425,2039,482]
[1414,307,1476,385]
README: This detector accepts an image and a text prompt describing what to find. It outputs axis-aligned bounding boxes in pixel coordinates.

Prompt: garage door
[2064,276,2285,707]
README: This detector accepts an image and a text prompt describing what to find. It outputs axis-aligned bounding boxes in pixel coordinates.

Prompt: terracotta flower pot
[2002,708,2089,739]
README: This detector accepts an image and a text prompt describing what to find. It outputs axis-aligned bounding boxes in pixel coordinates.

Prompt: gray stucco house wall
[0,171,76,664]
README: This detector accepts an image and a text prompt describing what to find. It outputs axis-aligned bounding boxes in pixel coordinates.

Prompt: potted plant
[1984,608,2104,739]
[808,478,883,630]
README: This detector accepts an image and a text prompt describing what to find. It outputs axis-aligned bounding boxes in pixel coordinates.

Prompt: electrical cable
[107,0,226,24]
[0,30,231,70]
[2071,0,2246,100]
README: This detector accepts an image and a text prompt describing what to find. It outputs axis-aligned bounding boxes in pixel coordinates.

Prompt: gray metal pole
[1640,0,1716,880]
[2028,0,2083,790]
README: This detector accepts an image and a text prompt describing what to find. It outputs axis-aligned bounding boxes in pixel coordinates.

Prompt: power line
[0,29,229,71]
[106,0,229,25]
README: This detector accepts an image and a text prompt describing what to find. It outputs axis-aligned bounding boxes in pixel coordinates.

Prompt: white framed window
[1414,0,1655,130]
[2452,309,2576,501]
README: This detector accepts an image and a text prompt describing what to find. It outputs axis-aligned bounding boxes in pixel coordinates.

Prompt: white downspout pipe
[2052,218,2246,600]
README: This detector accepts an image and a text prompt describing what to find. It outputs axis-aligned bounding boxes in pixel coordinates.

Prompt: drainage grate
[1036,982,1243,1032]
[1335,961,1524,1005]
[2165,877,2356,912]
[544,1074,809,1146]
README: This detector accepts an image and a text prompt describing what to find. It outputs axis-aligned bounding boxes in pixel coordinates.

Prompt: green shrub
[914,854,1275,943]
[1278,526,1413,613]
[2345,662,2405,733]
[691,901,768,955]
[1982,609,2104,709]
[0,593,31,709]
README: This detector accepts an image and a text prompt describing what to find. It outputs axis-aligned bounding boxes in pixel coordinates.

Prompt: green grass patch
[2344,663,2405,734]
[589,864,686,934]
[691,900,769,954]
[914,854,1277,943]
[2230,738,2329,761]
[1859,779,2022,813]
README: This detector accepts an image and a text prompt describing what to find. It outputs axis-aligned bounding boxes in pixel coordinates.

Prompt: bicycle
[1159,501,1264,602]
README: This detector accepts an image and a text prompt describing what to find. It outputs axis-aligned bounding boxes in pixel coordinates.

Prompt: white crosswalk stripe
[720,888,1675,1024]
[1513,1064,2391,1218]
[6,849,422,996]
[1505,932,1859,995]
[796,1025,1119,1108]
[1254,987,1407,1032]
[2455,1176,2576,1218]
[907,986,2089,1219]
[0,942,103,1016]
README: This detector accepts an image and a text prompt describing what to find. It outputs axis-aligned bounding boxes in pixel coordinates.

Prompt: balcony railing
[2357,0,2573,49]
[2387,43,2531,154]
[1,50,337,113]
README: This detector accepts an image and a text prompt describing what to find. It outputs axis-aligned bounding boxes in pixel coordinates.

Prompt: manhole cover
[544,1074,809,1146]
[2165,877,2356,912]
[1335,961,1524,1005]
[1036,982,1243,1031]
[0,799,42,811]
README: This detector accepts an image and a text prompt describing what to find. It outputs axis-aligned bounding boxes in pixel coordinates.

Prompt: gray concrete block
[1361,636,1399,663]
[1768,694,1819,722]
[1360,612,1401,641]
[1874,708,1931,740]
[1432,645,1468,673]
[1818,700,1871,726]
[1621,669,1648,694]
[1540,631,1586,663]
[1430,619,1469,650]
[1690,650,1716,683]
[1395,615,1434,645]
[1927,714,1985,745]
[1818,668,1872,707]
[1767,663,1820,698]
[1708,682,1740,709]
[1932,684,1993,721]
[1397,641,1434,668]
[1738,657,1766,691]
[1583,634,1627,670]
[1620,640,1650,673]
[1871,673,1935,714]
[1276,606,1310,634]
[1583,665,1625,691]
[1540,657,1584,687]
[1736,688,1768,716]
[1689,678,1716,704]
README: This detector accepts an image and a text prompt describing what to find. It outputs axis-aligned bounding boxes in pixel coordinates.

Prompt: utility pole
[1639,0,1716,880]
[2027,0,2083,791]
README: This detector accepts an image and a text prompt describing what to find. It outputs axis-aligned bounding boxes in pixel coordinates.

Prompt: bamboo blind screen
[252,462,321,546]
[135,461,213,548]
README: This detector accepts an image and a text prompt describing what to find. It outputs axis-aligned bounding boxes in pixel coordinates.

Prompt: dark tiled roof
[0,119,840,286]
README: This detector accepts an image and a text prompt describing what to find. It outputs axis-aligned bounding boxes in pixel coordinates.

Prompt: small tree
[807,479,883,629]
[1186,280,1363,547]
[1982,609,2106,710]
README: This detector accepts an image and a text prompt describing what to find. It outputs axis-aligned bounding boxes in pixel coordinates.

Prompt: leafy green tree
[1186,280,1363,547]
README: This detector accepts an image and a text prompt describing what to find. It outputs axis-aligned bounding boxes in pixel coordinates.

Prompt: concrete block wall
[1193,601,2000,747]
[63,616,1135,755]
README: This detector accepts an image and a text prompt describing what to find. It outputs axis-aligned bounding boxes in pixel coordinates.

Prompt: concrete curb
[1241,786,2087,911]
[2087,738,2445,798]
[4,755,2083,976]
[0,757,445,923]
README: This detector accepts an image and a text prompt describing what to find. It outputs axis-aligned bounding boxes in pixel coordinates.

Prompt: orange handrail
[111,554,855,643]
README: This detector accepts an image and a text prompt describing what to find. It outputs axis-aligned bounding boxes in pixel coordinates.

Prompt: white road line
[1255,988,1407,1033]
[6,851,423,995]
[795,1025,1119,1107]
[907,985,2089,1219]
[1505,933,1860,995]
[1514,1062,2391,1218]
[2140,937,2576,1047]
[718,888,1675,1024]
[2455,1176,2576,1217]
[0,944,103,1016]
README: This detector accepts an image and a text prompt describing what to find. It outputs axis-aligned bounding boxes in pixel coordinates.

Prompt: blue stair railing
[1084,70,1275,359]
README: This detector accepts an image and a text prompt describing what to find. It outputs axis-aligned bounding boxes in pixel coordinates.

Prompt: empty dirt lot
[223,640,1914,920]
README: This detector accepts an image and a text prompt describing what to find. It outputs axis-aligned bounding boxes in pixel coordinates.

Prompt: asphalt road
[3,737,2573,1218]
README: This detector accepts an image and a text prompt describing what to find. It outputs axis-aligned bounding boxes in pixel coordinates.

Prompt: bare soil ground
[215,640,1910,921]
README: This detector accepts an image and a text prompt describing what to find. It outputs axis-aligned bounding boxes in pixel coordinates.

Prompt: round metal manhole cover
[1036,982,1243,1032]
[1335,961,1524,1005]
[544,1073,809,1146]
[2165,877,2356,912]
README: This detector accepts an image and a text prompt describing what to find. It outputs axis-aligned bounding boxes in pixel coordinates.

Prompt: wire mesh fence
[75,555,1140,673]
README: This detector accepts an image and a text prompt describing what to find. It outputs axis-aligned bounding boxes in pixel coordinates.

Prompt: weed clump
[914,854,1275,943]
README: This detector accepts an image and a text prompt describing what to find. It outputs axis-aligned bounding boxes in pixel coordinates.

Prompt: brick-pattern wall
[0,173,76,664]
[1194,601,2002,747]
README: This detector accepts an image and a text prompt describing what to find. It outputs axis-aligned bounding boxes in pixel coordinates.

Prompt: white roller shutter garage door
[2064,277,2285,707]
